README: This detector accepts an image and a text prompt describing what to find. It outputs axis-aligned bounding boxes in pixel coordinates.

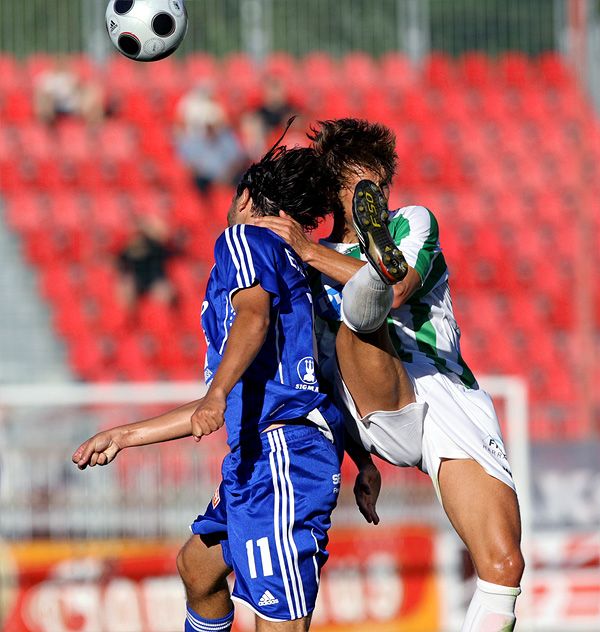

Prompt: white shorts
[410,363,515,499]
[335,361,515,498]
[334,363,427,467]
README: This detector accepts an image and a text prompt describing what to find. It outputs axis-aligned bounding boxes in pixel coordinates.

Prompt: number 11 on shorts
[246,537,274,578]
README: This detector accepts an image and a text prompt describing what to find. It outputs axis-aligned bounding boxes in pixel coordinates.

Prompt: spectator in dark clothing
[117,218,175,308]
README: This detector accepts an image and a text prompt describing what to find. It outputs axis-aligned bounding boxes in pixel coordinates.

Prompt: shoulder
[389,205,439,238]
[215,225,289,276]
[391,204,438,224]
[216,224,280,253]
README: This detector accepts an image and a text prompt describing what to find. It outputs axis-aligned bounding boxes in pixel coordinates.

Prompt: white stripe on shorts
[268,431,296,619]
[275,428,307,616]
[272,430,303,618]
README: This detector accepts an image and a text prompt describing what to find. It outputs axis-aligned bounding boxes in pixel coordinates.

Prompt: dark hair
[308,118,398,189]
[236,126,340,231]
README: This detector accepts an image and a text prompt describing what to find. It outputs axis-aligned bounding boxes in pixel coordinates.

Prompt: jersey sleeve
[389,205,441,283]
[214,224,281,299]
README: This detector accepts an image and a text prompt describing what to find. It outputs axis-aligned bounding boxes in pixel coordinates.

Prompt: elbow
[247,312,270,341]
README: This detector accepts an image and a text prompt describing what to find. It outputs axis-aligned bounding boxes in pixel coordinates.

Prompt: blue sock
[185,603,234,632]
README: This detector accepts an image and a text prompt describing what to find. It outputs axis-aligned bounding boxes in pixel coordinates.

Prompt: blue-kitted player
[72,136,345,632]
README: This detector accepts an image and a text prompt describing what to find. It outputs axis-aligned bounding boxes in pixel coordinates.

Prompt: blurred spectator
[174,84,247,195]
[241,75,296,159]
[117,217,176,309]
[34,57,104,126]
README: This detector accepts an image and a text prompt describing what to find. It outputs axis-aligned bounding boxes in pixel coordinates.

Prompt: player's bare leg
[337,179,414,415]
[438,459,524,631]
[336,324,415,415]
[176,534,234,629]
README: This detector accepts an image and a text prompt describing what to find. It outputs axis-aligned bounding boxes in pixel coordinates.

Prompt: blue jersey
[202,224,340,451]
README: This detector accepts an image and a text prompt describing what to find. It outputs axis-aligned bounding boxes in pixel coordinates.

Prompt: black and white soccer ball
[105,0,188,62]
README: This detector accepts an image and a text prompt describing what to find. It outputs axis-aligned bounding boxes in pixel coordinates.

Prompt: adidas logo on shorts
[258,590,279,606]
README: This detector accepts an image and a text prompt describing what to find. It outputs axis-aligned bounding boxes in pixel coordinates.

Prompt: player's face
[339,166,390,220]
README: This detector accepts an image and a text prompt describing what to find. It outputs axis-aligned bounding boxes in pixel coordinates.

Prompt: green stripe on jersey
[387,321,414,364]
[405,300,477,389]
[457,354,478,388]
[388,214,411,243]
[409,302,449,374]
[410,251,448,302]
[345,244,362,259]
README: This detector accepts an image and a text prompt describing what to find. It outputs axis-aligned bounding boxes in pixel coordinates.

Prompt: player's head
[308,118,398,212]
[229,121,340,230]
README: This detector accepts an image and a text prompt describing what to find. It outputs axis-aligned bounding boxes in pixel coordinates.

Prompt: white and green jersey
[309,205,478,389]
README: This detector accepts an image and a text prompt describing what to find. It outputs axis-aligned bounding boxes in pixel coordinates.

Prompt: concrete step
[0,201,74,384]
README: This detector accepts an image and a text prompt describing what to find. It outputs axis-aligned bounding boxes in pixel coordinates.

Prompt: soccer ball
[105,0,188,62]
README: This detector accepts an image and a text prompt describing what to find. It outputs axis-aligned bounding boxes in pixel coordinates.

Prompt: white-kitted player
[255,118,524,632]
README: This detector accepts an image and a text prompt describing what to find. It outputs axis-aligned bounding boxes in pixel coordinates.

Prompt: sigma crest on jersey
[295,357,318,391]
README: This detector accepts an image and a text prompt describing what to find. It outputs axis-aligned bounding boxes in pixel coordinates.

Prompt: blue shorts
[191,424,342,621]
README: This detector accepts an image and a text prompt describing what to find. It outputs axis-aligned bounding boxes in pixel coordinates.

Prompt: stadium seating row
[0,50,578,90]
[0,52,598,440]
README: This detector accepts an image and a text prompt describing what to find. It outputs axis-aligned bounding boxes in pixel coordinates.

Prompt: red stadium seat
[14,123,53,160]
[342,52,380,87]
[136,298,175,337]
[537,52,574,88]
[38,263,80,304]
[497,52,534,89]
[184,53,218,84]
[112,332,156,380]
[457,52,496,88]
[424,53,457,90]
[53,301,91,339]
[69,334,108,381]
[379,52,415,92]
[301,53,338,88]
[0,54,22,92]
[25,53,56,81]
[265,52,298,83]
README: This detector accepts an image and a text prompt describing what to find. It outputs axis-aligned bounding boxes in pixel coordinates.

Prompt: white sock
[461,578,521,632]
[341,264,393,333]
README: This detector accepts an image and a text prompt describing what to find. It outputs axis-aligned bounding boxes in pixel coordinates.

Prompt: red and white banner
[2,529,598,631]
[0,526,439,632]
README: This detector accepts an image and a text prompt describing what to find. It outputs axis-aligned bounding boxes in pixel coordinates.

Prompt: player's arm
[72,399,202,470]
[254,212,421,304]
[390,268,421,308]
[190,283,271,439]
[345,430,382,525]
[254,212,363,283]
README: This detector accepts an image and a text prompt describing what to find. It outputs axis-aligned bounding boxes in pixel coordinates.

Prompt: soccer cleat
[352,179,408,284]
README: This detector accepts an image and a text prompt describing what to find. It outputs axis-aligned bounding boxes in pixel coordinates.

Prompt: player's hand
[253,211,313,261]
[354,462,382,525]
[190,391,226,441]
[72,431,123,470]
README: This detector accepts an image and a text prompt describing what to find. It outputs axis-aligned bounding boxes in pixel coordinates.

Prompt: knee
[176,545,194,586]
[176,544,209,598]
[478,546,525,587]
